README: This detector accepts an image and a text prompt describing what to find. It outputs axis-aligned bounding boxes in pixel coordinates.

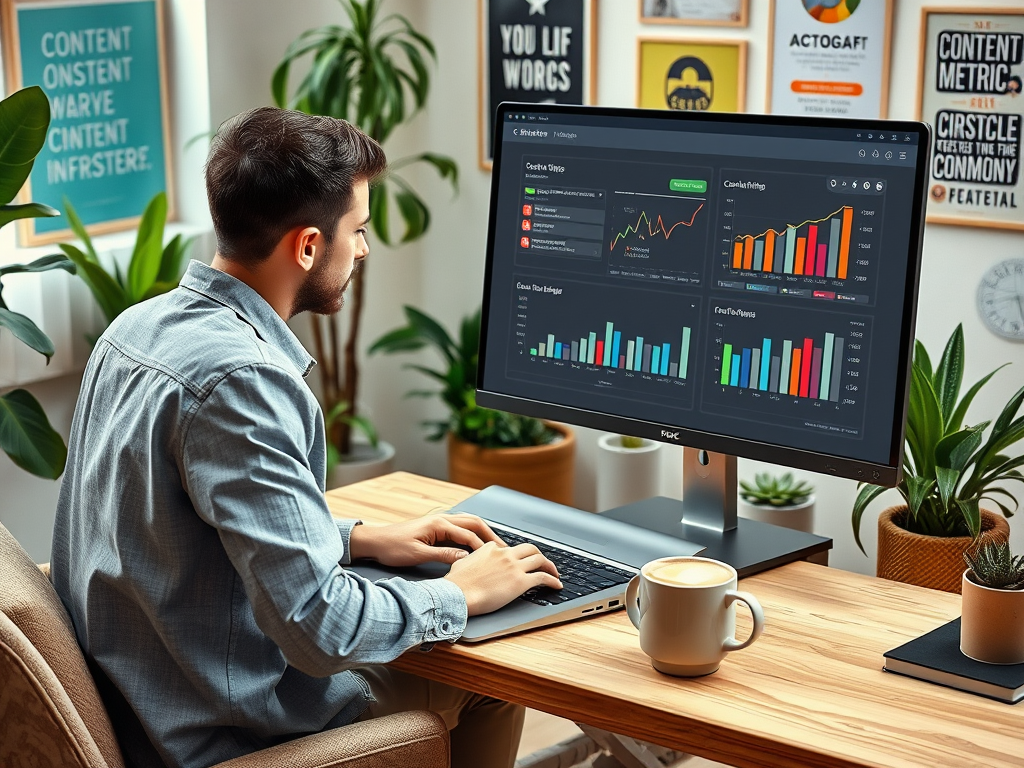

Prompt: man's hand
[444,542,563,615]
[348,513,508,567]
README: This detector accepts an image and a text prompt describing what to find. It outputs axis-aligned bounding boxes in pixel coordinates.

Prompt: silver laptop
[347,486,704,642]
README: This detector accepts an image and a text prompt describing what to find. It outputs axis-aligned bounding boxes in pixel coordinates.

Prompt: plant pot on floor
[596,434,662,513]
[876,505,1010,594]
[326,441,396,490]
[738,495,816,534]
[447,423,575,505]
[961,569,1024,664]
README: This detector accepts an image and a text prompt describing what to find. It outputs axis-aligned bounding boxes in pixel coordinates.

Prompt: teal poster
[14,0,168,238]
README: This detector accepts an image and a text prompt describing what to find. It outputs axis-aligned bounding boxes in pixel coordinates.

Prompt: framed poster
[639,0,748,28]
[1,0,173,245]
[918,8,1024,232]
[479,0,597,170]
[767,0,893,118]
[637,38,747,113]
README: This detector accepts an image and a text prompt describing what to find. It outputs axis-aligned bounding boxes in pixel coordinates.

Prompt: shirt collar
[179,260,316,378]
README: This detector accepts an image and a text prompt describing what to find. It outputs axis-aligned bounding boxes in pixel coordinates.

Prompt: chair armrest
[211,710,449,768]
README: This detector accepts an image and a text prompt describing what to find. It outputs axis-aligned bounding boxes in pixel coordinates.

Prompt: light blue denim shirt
[51,260,467,768]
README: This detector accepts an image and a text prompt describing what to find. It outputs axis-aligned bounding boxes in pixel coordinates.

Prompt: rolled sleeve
[182,363,454,676]
[335,519,361,565]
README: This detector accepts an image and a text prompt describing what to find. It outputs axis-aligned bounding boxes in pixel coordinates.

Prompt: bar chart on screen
[510,275,701,409]
[716,169,884,305]
[703,300,870,435]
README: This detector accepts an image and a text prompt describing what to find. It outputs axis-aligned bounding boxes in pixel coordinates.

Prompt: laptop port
[582,608,594,613]
[609,600,620,607]
[596,605,603,610]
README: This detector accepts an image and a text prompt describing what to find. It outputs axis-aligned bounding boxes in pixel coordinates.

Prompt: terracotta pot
[876,505,1010,594]
[961,570,1024,664]
[447,423,575,505]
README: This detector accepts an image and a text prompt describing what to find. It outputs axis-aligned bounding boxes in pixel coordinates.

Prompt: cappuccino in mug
[627,556,764,677]
[645,559,732,588]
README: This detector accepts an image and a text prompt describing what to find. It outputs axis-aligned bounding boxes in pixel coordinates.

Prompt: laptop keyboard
[497,529,635,606]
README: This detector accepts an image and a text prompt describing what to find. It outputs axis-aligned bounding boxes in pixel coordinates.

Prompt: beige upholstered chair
[0,522,449,768]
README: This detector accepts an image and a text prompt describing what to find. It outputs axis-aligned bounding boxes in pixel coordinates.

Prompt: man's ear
[294,227,321,272]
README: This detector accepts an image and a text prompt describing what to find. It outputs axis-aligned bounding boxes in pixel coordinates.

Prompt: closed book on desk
[883,617,1024,704]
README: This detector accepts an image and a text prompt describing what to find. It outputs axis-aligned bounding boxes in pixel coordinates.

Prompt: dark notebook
[883,617,1024,704]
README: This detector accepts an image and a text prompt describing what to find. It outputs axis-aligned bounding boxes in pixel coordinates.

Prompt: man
[51,107,562,768]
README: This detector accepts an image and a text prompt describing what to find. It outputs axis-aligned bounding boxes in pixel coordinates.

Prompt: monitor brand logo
[660,429,681,440]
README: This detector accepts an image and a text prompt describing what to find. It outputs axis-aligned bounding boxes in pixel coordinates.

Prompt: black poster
[482,0,593,167]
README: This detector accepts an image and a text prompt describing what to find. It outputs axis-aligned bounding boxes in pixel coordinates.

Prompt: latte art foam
[645,560,732,587]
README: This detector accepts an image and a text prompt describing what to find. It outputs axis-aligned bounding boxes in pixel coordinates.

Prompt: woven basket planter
[877,505,1010,594]
[447,423,575,505]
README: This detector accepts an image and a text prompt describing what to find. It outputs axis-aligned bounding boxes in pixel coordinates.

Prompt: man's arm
[182,363,465,676]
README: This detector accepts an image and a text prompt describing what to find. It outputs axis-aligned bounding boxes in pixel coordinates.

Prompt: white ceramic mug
[626,556,765,677]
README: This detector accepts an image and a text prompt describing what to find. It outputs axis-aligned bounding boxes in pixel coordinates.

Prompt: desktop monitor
[476,103,931,573]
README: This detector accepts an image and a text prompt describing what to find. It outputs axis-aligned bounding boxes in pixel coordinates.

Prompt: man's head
[205,107,386,317]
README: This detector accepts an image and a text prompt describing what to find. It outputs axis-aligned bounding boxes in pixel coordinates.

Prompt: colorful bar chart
[730,206,853,279]
[531,321,692,379]
[720,331,845,402]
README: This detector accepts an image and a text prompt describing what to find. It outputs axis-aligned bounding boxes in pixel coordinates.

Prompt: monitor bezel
[477,101,931,488]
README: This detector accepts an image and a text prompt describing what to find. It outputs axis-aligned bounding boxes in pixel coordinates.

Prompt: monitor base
[601,496,832,578]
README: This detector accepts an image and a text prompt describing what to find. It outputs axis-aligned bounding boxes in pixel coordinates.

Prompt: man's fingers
[446,513,507,545]
[518,552,560,580]
[530,571,564,591]
[439,520,486,551]
[420,544,468,565]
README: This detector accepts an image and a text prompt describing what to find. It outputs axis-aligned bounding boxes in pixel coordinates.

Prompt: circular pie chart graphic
[803,0,859,24]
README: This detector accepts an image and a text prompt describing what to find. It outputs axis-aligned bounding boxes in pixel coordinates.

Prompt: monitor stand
[600,447,832,578]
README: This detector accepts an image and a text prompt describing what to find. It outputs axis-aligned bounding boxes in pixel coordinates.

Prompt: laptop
[347,486,704,642]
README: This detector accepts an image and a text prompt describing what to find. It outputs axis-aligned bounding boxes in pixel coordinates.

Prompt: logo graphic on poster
[665,57,713,110]
[919,10,1024,230]
[638,39,745,114]
[803,0,859,24]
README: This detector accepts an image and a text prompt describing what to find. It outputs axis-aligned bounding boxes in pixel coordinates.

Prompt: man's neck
[211,253,293,320]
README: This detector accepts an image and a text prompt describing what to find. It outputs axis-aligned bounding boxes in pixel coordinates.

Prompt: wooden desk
[327,472,1023,768]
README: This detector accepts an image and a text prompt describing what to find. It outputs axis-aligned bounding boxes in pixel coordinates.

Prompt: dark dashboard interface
[479,105,928,480]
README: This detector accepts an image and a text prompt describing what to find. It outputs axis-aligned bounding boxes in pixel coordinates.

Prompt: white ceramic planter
[737,496,815,534]
[596,434,662,513]
[325,440,395,490]
[961,570,1024,664]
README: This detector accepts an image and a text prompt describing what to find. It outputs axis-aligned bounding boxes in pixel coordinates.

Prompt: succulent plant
[964,541,1024,590]
[740,472,813,507]
[620,436,645,449]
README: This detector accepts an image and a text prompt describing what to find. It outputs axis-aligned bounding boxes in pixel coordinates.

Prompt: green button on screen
[670,179,707,193]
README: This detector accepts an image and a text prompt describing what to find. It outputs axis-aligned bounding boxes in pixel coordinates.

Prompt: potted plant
[852,324,1021,593]
[57,193,192,342]
[0,85,76,479]
[272,0,457,482]
[738,472,815,533]
[369,306,576,504]
[961,542,1024,664]
[596,434,662,513]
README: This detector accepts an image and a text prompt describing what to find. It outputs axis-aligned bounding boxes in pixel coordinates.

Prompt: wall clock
[977,259,1024,341]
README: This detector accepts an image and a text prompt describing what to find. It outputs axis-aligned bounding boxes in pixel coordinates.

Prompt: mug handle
[625,575,643,630]
[722,590,764,652]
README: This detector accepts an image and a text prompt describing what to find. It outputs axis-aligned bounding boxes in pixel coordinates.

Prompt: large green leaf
[933,324,964,428]
[62,197,100,263]
[155,233,193,285]
[851,483,887,555]
[59,243,128,323]
[0,202,59,230]
[913,339,933,382]
[0,388,66,479]
[908,364,942,476]
[368,325,426,354]
[0,253,75,278]
[0,307,54,360]
[403,306,455,361]
[0,86,49,206]
[947,364,1008,433]
[127,192,168,301]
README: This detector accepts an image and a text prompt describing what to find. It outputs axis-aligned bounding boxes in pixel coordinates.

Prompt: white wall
[3,0,1023,576]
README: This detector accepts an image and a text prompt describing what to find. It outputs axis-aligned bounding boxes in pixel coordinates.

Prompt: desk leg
[578,724,692,768]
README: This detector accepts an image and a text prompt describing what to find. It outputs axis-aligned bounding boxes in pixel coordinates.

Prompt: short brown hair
[205,107,386,264]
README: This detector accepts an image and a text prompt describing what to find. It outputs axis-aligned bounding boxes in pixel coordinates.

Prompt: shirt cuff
[335,519,362,565]
[416,577,468,644]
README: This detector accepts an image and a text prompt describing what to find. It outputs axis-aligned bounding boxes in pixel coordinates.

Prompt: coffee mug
[626,556,764,677]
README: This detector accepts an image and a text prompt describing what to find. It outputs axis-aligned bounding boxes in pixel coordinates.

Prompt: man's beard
[290,245,358,317]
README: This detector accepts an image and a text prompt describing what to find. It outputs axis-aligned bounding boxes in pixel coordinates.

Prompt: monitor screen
[477,103,930,487]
